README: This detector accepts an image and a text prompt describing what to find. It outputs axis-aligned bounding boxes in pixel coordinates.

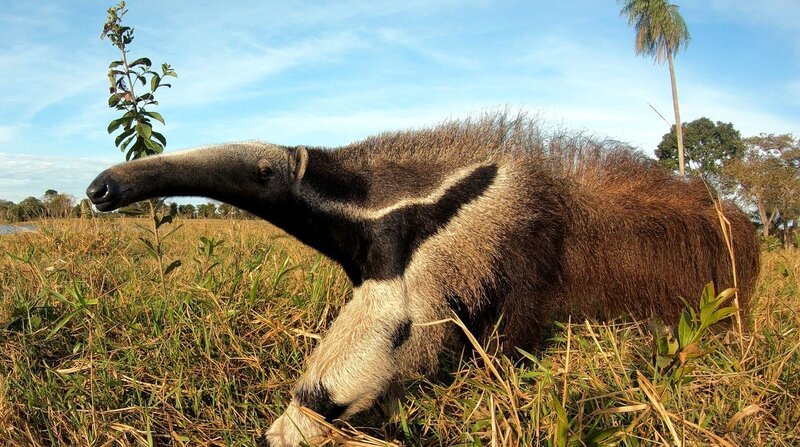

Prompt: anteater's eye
[257,159,275,181]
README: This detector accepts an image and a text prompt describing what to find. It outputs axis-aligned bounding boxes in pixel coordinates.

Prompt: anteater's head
[86,142,308,214]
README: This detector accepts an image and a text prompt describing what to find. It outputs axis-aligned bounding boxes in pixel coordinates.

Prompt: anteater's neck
[260,148,501,287]
[260,149,371,285]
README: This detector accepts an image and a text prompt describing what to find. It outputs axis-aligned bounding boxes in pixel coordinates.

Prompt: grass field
[0,218,798,446]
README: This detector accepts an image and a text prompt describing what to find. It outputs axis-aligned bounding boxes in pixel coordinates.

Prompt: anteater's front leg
[266,278,423,447]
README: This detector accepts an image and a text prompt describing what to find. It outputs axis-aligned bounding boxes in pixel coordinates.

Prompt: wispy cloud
[0,44,104,121]
[161,31,365,108]
[0,153,114,202]
[376,28,478,70]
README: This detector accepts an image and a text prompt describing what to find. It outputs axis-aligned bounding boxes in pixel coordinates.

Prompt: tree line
[656,120,799,248]
[0,193,257,223]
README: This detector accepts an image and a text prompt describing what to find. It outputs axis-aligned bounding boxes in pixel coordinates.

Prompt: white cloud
[0,153,115,202]
[158,31,365,108]
[0,43,106,122]
[680,83,799,138]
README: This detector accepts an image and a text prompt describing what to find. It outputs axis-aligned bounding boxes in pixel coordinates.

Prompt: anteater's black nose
[86,173,120,205]
[86,182,108,201]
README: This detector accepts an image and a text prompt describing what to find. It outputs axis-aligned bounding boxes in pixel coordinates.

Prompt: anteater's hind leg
[265,278,448,447]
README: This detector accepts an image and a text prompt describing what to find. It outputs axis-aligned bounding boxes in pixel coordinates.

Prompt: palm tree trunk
[668,51,685,176]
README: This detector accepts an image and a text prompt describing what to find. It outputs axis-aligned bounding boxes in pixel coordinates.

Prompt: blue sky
[0,1,798,202]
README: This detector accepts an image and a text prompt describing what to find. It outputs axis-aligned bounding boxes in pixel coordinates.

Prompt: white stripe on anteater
[297,163,492,221]
[86,114,761,447]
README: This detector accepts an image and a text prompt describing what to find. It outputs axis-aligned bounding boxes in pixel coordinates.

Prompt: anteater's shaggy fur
[319,116,759,347]
[87,114,760,446]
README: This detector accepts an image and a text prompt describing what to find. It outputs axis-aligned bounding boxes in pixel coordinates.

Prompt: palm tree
[619,0,691,176]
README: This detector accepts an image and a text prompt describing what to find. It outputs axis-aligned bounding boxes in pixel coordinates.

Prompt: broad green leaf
[677,309,693,348]
[162,63,177,78]
[143,111,165,125]
[701,281,715,307]
[151,131,167,146]
[109,60,124,68]
[700,300,715,324]
[150,73,160,92]
[129,138,147,160]
[656,355,673,369]
[708,307,738,325]
[120,134,136,153]
[143,137,163,154]
[136,122,152,139]
[114,127,135,147]
[129,57,152,68]
[108,93,122,107]
[107,116,130,134]
[157,214,173,228]
[716,287,736,304]
[164,259,182,276]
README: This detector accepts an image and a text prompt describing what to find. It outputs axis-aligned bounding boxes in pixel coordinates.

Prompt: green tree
[42,190,76,218]
[197,202,217,219]
[722,134,800,245]
[0,199,14,222]
[656,117,744,178]
[178,204,196,218]
[217,202,240,219]
[9,197,46,222]
[619,0,691,176]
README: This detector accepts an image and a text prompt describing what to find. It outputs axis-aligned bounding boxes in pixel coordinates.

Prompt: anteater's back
[344,114,760,349]
[551,147,760,323]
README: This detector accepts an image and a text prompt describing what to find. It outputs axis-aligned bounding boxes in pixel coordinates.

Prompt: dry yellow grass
[0,217,798,446]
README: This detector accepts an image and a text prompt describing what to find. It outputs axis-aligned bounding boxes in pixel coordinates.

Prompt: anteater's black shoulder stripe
[295,383,348,422]
[363,164,499,281]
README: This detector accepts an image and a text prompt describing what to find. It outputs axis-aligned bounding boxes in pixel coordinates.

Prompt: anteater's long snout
[86,170,126,212]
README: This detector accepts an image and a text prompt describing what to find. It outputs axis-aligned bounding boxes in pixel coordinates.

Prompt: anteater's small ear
[289,146,308,184]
